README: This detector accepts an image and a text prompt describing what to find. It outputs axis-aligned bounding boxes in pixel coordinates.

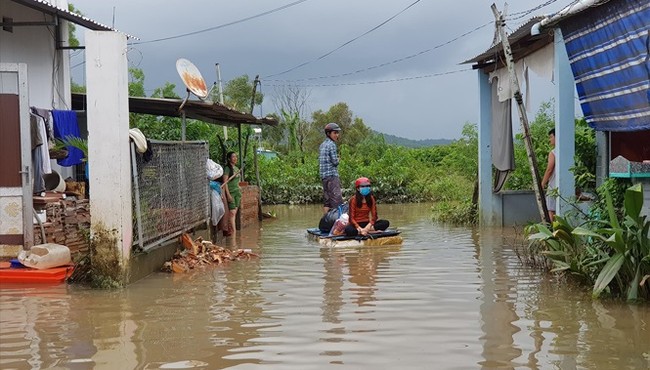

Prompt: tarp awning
[560,0,650,132]
[71,93,278,127]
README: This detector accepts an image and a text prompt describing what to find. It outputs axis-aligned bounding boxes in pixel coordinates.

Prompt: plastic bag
[318,203,349,232]
[210,189,225,226]
[17,243,71,269]
[329,213,349,236]
[206,159,223,180]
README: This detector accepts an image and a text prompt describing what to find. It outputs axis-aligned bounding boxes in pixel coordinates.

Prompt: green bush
[527,183,650,301]
[258,133,475,207]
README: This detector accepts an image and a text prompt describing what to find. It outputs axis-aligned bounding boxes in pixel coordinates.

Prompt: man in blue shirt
[319,122,343,213]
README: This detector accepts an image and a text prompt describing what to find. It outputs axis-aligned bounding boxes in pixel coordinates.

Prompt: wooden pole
[491,4,550,224]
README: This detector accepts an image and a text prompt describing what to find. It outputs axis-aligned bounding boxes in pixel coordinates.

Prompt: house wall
[0,0,71,110]
[0,0,74,179]
[500,191,540,226]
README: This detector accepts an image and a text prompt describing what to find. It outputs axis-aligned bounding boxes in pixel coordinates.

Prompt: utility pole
[250,75,263,220]
[491,4,550,223]
[215,63,227,140]
[249,75,260,114]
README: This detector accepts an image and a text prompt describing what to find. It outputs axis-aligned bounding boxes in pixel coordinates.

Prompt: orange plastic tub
[0,265,74,284]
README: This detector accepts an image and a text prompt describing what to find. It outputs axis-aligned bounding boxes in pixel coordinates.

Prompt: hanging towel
[30,113,52,175]
[52,110,84,166]
[30,113,46,194]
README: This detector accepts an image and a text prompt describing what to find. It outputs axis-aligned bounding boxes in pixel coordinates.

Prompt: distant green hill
[375,131,452,148]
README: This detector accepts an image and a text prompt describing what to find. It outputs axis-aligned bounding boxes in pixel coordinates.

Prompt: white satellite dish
[175,58,209,100]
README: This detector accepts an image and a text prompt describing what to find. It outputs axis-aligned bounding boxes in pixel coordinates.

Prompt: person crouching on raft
[345,177,390,236]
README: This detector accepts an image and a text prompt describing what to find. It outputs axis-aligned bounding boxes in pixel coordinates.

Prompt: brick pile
[33,199,91,256]
[239,185,260,229]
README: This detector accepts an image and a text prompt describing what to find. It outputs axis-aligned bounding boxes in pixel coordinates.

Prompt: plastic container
[10,259,25,268]
[33,210,46,224]
[17,243,71,270]
[0,266,73,284]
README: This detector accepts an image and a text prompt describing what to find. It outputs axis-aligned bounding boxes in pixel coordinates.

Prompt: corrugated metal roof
[71,93,278,127]
[462,16,546,65]
[10,0,137,39]
[463,1,613,68]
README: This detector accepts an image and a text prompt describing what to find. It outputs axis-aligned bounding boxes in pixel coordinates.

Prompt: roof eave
[11,0,137,39]
[71,93,278,127]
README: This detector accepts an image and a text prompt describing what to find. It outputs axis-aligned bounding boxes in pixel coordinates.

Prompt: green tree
[68,3,82,92]
[67,4,81,47]
[223,75,262,112]
[281,109,299,153]
[272,85,312,153]
[506,101,555,190]
[128,68,146,97]
[260,112,286,152]
[506,100,597,193]
[308,102,372,151]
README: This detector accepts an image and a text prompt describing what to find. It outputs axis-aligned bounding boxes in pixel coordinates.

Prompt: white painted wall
[0,0,71,110]
[0,0,75,179]
[85,30,132,267]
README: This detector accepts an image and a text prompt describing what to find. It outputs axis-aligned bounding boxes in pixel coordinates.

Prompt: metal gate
[131,140,209,251]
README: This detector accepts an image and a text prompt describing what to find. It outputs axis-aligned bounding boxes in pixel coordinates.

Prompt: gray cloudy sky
[70,0,571,140]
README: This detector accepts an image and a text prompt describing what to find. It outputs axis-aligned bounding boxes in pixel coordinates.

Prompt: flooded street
[1,203,648,369]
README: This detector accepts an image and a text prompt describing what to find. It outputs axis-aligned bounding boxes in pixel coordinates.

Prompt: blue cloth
[318,138,339,179]
[52,110,84,166]
[559,0,650,132]
[210,181,222,195]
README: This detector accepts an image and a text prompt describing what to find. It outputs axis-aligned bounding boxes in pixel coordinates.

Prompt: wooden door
[0,64,33,249]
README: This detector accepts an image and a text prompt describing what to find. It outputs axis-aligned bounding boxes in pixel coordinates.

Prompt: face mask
[359,187,371,196]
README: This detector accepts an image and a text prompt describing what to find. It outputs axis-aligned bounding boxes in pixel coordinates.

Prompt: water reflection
[320,245,402,322]
[0,204,648,369]
[476,228,522,369]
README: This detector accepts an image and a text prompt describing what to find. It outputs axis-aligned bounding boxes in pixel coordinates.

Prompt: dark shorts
[322,176,343,209]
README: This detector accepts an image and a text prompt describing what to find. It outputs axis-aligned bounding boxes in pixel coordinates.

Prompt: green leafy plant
[574,183,650,300]
[526,215,603,280]
[527,183,650,301]
[58,136,88,161]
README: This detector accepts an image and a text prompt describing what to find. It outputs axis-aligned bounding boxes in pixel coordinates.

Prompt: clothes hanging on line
[30,107,55,149]
[29,112,52,194]
[52,109,84,167]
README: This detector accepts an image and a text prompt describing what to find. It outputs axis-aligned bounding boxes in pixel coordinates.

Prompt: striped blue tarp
[560,0,650,132]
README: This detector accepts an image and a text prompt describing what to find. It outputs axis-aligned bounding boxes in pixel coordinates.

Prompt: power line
[265,68,470,87]
[264,0,423,78]
[132,0,311,45]
[506,0,559,20]
[266,21,491,83]
[265,0,562,82]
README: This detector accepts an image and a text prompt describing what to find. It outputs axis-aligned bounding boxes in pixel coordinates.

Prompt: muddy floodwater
[1,203,649,369]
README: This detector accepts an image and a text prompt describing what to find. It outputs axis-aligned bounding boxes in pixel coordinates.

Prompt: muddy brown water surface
[1,203,648,369]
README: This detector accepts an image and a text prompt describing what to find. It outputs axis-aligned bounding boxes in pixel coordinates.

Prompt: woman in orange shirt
[345,177,390,236]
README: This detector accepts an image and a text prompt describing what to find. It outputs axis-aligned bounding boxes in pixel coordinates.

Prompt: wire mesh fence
[131,140,209,251]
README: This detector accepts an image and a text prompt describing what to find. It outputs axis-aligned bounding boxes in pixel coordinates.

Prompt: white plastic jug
[18,243,71,269]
